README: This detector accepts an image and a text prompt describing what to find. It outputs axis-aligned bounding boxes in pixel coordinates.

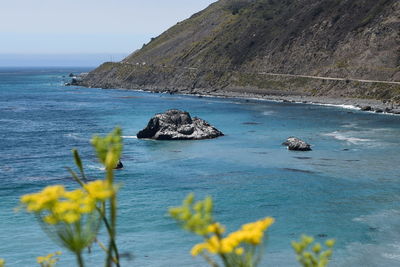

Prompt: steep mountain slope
[82,0,400,101]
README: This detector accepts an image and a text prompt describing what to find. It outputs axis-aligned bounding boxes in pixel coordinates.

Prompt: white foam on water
[86,164,105,171]
[122,136,138,139]
[64,133,88,141]
[339,209,400,266]
[382,252,400,261]
[262,110,275,116]
[23,176,59,182]
[323,131,372,144]
[341,123,359,128]
[310,102,361,110]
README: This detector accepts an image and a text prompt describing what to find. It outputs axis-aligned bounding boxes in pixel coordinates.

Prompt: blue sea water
[1,67,400,266]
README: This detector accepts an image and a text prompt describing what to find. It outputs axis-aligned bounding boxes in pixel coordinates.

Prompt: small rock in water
[114,160,123,169]
[360,106,372,111]
[137,109,224,140]
[282,137,312,151]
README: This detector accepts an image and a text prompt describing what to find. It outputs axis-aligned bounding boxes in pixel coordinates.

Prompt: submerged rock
[282,137,312,151]
[137,109,223,140]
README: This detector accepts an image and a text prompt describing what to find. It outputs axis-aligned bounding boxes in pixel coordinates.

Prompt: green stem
[220,253,230,267]
[100,209,120,266]
[106,168,118,267]
[69,166,120,266]
[98,201,120,266]
[202,253,220,267]
[76,252,84,267]
[105,195,119,267]
[215,232,230,267]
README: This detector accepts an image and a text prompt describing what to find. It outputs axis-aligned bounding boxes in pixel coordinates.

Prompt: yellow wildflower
[235,247,244,255]
[37,251,61,267]
[20,180,115,225]
[191,243,209,256]
[44,215,58,225]
[64,189,85,201]
[62,212,81,224]
[0,258,4,267]
[84,180,115,201]
[292,235,335,267]
[207,223,225,235]
[21,185,65,212]
[190,217,275,256]
[208,235,222,253]
[169,194,214,236]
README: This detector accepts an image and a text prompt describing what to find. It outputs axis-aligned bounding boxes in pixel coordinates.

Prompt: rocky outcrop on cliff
[82,0,400,101]
[137,109,224,140]
[65,73,88,86]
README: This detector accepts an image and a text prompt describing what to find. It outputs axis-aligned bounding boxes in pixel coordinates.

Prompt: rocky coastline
[192,90,400,115]
[73,75,400,115]
[77,65,400,115]
[79,82,400,116]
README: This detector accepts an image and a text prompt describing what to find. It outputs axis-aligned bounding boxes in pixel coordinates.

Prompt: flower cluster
[292,235,335,267]
[169,193,213,235]
[20,180,116,225]
[17,128,124,267]
[170,194,275,267]
[191,217,274,256]
[37,251,61,267]
[91,128,122,170]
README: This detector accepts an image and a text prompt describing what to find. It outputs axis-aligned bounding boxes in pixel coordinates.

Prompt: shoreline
[142,88,400,116]
[212,91,400,114]
[73,74,400,115]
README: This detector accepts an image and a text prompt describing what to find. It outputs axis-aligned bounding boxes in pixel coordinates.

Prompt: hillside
[82,0,400,101]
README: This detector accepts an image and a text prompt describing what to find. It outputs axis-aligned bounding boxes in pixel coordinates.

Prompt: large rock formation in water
[283,137,312,151]
[81,0,400,102]
[137,109,224,140]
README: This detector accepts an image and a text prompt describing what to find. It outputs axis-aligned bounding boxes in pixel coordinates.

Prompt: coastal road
[257,72,400,85]
[122,62,400,85]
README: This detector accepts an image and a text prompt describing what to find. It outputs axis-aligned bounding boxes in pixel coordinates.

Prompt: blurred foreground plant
[0,258,4,267]
[20,128,123,267]
[37,251,61,267]
[292,235,335,267]
[169,194,274,267]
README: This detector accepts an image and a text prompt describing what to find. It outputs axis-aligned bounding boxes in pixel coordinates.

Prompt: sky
[0,0,216,66]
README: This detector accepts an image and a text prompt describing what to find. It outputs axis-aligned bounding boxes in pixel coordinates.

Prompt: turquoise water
[1,68,400,266]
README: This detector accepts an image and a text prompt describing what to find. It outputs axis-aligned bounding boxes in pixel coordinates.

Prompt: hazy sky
[0,0,216,54]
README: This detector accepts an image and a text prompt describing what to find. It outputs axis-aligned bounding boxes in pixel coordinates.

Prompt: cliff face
[82,0,400,100]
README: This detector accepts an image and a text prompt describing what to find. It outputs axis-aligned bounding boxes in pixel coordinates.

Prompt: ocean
[1,67,400,266]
